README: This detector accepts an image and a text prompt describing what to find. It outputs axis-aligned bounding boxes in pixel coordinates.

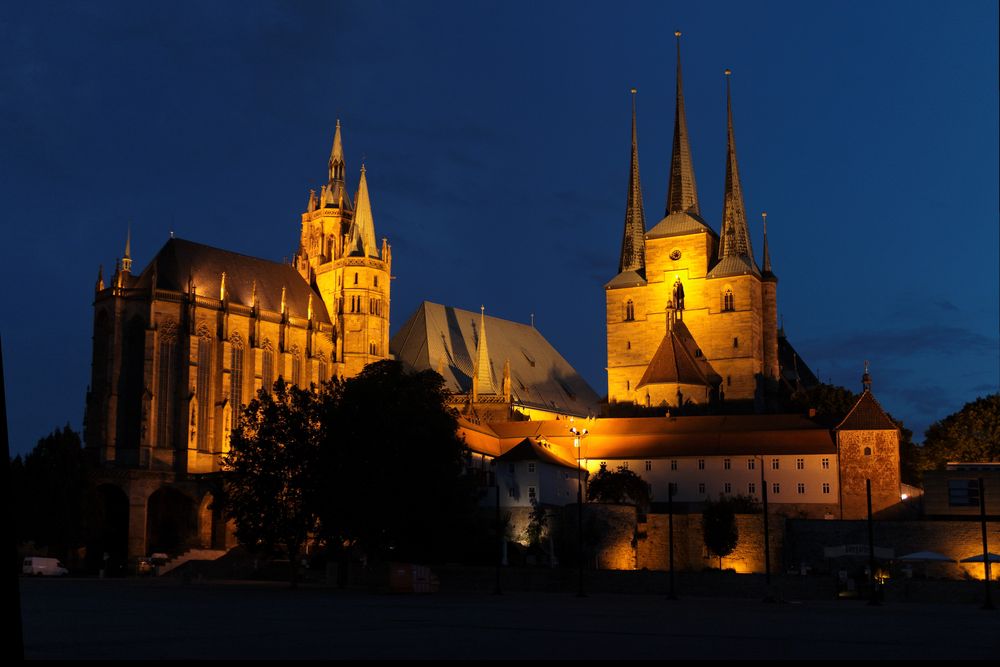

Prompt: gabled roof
[836,391,897,431]
[134,238,330,324]
[636,321,719,389]
[646,211,717,240]
[706,254,760,280]
[777,333,819,388]
[605,269,647,290]
[391,302,601,417]
[496,437,579,470]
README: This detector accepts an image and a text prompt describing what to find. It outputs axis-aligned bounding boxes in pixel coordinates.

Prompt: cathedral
[606,36,806,411]
[84,122,392,559]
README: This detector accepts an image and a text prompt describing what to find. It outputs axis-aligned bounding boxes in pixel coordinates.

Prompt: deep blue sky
[2,0,997,456]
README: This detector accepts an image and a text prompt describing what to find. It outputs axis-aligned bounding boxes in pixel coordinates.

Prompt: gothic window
[316,354,328,383]
[261,340,274,393]
[229,333,244,427]
[624,299,635,322]
[723,288,735,312]
[374,276,378,287]
[290,346,302,387]
[156,322,178,449]
[354,272,358,285]
[196,328,213,452]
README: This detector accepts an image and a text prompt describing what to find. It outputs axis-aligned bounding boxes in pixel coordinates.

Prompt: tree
[221,379,326,586]
[921,394,1000,471]
[702,496,739,569]
[316,360,475,564]
[14,425,87,562]
[586,464,652,512]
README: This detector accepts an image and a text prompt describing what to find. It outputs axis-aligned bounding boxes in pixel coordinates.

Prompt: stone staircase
[157,549,228,576]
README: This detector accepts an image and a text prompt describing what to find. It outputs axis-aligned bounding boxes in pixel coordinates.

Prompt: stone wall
[636,512,783,573]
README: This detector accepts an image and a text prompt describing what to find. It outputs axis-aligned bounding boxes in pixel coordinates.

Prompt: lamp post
[570,426,588,598]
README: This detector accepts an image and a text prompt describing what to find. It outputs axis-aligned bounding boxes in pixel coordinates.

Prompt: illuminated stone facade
[606,42,787,408]
[84,124,392,559]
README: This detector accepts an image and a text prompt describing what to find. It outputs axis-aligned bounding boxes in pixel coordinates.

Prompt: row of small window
[507,486,537,501]
[607,458,833,472]
[670,482,832,496]
[345,295,383,316]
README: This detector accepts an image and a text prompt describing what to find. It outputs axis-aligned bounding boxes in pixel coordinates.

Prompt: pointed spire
[666,31,700,217]
[472,306,494,400]
[251,280,258,307]
[761,211,773,274]
[219,271,227,302]
[347,164,378,258]
[121,226,132,273]
[95,265,104,292]
[502,359,511,402]
[862,360,872,393]
[328,119,345,182]
[618,88,646,276]
[307,293,313,321]
[280,286,287,316]
[718,70,758,268]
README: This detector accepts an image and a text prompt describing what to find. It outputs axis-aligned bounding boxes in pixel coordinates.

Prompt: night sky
[2,1,997,456]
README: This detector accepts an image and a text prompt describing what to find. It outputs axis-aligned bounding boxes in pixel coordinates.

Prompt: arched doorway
[146,487,196,554]
[198,491,224,549]
[84,484,129,575]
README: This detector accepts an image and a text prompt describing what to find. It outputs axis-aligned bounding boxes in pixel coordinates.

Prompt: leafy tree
[702,495,739,569]
[221,379,327,586]
[316,360,475,564]
[14,425,87,562]
[921,394,1000,470]
[522,499,547,547]
[587,464,652,512]
[784,382,859,419]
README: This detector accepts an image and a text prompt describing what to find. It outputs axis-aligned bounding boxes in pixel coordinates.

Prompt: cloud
[798,323,997,363]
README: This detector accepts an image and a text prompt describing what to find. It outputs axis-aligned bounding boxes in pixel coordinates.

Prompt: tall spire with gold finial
[347,164,378,258]
[618,88,646,276]
[666,31,700,217]
[718,70,758,269]
[471,305,494,401]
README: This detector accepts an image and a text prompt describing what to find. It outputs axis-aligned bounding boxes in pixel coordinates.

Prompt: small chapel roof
[636,320,720,389]
[836,391,898,431]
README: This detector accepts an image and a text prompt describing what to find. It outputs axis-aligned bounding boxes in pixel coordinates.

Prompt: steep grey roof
[391,302,601,417]
[706,254,761,280]
[134,238,330,324]
[618,90,646,276]
[605,270,647,290]
[646,211,717,239]
[664,33,700,219]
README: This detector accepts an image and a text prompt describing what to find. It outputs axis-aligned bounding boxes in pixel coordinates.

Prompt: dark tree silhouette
[317,360,475,564]
[702,496,739,569]
[222,378,327,587]
[587,464,652,511]
[921,394,1000,470]
[14,425,87,562]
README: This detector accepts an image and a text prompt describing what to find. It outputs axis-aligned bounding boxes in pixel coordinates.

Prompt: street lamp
[570,425,588,597]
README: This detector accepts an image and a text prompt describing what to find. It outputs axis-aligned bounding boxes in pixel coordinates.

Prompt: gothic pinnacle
[718,69,758,269]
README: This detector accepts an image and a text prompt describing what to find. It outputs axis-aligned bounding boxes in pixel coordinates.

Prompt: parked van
[23,557,68,577]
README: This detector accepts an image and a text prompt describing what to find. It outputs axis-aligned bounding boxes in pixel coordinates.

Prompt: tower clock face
[669,249,682,261]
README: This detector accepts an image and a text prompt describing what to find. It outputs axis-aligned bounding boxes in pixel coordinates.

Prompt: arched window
[196,325,213,452]
[316,354,328,384]
[261,339,274,393]
[156,320,178,449]
[723,288,735,312]
[624,299,635,322]
[864,446,872,457]
[229,333,244,428]
[290,346,302,387]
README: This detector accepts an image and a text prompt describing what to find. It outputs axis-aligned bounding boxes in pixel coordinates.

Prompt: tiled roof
[605,269,647,290]
[646,211,716,239]
[836,391,897,431]
[391,302,601,417]
[496,437,580,470]
[706,254,761,279]
[637,321,719,389]
[134,238,330,324]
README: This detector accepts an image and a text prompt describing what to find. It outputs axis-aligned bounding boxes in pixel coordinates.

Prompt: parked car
[23,557,68,577]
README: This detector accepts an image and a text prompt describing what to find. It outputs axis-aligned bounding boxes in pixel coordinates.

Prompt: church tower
[295,122,392,378]
[606,36,781,409]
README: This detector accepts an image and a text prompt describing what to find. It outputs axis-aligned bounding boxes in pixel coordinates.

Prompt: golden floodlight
[630,87,637,94]
[675,30,681,38]
[725,69,732,76]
